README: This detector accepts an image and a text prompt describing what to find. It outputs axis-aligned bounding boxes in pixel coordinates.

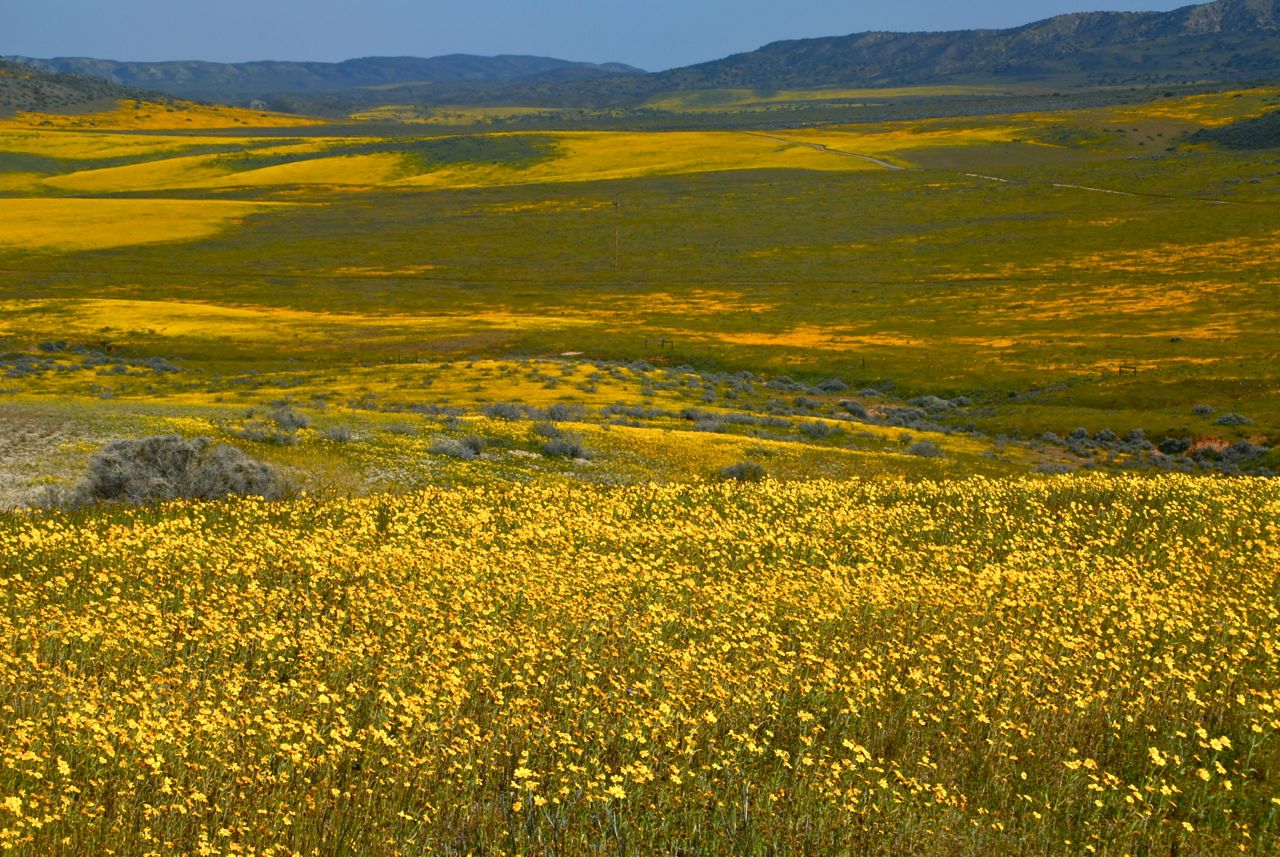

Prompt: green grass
[0,86,1276,492]
[4,159,1278,435]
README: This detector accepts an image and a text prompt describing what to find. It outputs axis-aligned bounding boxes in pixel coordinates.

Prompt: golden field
[1,475,1277,854]
[0,99,325,131]
[0,200,295,252]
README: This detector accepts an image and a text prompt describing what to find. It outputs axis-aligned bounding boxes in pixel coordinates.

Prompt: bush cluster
[62,436,284,505]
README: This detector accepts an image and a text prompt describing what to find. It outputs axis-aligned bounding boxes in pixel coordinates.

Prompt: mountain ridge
[6,0,1279,110]
[654,0,1280,89]
[3,54,646,103]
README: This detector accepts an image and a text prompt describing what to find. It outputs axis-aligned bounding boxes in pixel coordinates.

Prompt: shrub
[816,377,848,393]
[799,421,837,440]
[138,357,181,374]
[540,402,583,422]
[765,376,804,392]
[1190,439,1230,461]
[716,461,766,481]
[1191,404,1215,417]
[839,400,869,419]
[1215,413,1253,426]
[880,407,933,429]
[541,437,590,460]
[384,422,417,436]
[1035,462,1076,474]
[909,395,954,412]
[1159,437,1192,455]
[603,403,674,421]
[483,402,526,421]
[905,440,944,458]
[1124,429,1151,449]
[430,437,484,461]
[71,436,284,505]
[533,422,562,439]
[792,396,821,410]
[233,420,298,445]
[1222,441,1267,463]
[321,425,353,442]
[268,406,310,430]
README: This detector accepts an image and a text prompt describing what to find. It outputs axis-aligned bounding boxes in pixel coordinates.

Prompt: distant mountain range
[2,54,644,103]
[5,0,1279,112]
[656,0,1280,90]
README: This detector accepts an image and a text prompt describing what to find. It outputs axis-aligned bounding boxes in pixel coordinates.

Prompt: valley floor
[0,84,1278,855]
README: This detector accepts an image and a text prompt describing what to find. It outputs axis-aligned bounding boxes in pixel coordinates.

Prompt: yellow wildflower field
[0,199,295,252]
[0,475,1275,854]
[398,130,882,189]
[0,299,594,344]
[1113,88,1280,127]
[39,146,394,194]
[0,99,325,131]
[0,128,263,161]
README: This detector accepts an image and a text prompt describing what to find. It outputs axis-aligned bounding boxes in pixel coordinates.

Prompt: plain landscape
[1,0,1279,853]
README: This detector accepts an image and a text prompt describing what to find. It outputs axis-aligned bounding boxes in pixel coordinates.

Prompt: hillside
[655,0,1280,90]
[4,54,644,104]
[1191,106,1280,145]
[0,59,158,116]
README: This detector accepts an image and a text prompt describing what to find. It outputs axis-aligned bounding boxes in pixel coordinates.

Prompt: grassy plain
[1,85,1278,855]
[2,90,1278,446]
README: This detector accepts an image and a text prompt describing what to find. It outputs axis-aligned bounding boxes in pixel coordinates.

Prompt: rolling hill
[1191,106,1280,145]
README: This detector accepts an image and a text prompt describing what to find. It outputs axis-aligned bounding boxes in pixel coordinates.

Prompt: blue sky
[8,0,1194,71]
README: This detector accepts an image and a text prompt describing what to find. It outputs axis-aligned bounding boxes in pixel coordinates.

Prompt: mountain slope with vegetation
[655,0,1280,90]
[0,59,159,116]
